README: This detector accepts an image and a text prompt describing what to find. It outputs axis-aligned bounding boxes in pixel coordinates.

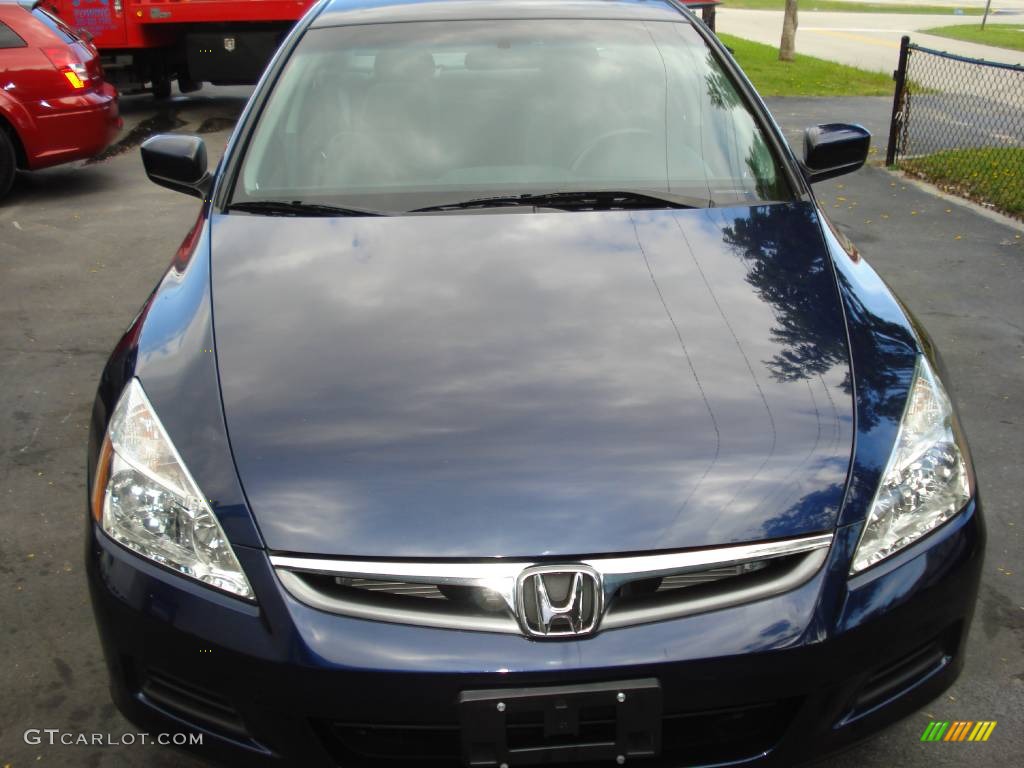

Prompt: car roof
[312,0,689,28]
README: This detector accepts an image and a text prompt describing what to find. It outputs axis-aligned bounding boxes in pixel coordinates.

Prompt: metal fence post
[886,35,911,167]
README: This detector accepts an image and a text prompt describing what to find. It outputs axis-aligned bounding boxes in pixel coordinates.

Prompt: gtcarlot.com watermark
[24,729,202,747]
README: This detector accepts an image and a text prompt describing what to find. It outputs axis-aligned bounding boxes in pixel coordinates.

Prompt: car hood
[210,202,853,558]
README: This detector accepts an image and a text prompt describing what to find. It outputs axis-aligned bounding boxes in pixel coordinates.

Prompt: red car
[0,0,120,197]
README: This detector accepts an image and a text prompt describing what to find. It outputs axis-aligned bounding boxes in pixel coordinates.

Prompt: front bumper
[86,499,984,768]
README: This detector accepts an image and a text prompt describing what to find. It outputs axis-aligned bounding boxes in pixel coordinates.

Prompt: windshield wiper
[226,200,385,217]
[410,190,709,213]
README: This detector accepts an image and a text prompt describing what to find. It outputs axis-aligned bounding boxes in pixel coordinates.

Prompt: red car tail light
[41,46,90,91]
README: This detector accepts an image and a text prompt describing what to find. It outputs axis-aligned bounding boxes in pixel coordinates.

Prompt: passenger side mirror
[801,124,870,184]
[141,134,211,199]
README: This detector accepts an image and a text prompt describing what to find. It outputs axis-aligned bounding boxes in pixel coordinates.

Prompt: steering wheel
[316,130,383,185]
[569,128,657,174]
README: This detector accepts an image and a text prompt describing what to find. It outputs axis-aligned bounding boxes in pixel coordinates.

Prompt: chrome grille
[272,533,833,636]
[335,578,446,599]
[333,564,767,601]
[656,561,767,591]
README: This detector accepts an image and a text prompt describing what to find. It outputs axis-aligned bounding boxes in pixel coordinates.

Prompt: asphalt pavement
[0,88,1021,768]
[770,108,1024,768]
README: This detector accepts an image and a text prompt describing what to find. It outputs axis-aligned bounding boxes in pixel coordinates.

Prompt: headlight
[91,379,254,599]
[850,356,971,574]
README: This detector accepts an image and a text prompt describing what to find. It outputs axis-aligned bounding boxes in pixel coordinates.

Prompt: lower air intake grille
[842,626,959,723]
[140,668,248,738]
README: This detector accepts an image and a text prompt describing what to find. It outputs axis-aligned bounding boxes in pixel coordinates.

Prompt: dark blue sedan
[85,1,984,766]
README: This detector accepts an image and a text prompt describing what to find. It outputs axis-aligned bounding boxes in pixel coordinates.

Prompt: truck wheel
[178,77,202,94]
[152,76,172,100]
[0,128,16,199]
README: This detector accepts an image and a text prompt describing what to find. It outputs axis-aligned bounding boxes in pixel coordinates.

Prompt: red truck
[43,0,719,98]
[43,0,316,97]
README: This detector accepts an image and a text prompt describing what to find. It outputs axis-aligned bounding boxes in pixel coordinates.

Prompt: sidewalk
[718,9,1024,72]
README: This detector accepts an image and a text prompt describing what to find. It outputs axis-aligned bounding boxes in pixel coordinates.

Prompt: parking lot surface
[0,88,1021,767]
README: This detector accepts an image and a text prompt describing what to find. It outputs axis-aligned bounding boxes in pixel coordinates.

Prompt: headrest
[543,46,600,75]
[374,50,436,81]
[465,49,537,71]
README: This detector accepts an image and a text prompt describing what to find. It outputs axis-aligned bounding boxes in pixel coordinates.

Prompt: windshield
[235,19,792,212]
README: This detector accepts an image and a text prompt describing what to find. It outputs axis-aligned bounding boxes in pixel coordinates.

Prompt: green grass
[724,0,985,14]
[720,33,895,96]
[902,147,1024,218]
[920,23,1024,52]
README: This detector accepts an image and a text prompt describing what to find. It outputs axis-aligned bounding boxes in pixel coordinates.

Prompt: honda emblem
[516,565,602,638]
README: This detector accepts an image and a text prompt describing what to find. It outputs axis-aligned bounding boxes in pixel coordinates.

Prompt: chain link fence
[886,36,1024,219]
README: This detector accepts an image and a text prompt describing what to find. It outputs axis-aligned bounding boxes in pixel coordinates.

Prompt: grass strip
[902,147,1024,218]
[720,33,895,96]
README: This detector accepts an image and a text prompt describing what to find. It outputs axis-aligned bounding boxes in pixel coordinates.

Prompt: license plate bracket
[459,678,661,766]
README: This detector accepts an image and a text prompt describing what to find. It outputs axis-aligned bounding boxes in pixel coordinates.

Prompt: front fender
[86,204,265,551]
[819,211,920,528]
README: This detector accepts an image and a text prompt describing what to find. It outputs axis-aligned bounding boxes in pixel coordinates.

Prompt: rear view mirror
[802,124,870,184]
[141,134,211,199]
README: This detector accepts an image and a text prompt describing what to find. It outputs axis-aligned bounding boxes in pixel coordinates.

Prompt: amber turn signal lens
[62,69,86,89]
[91,434,112,522]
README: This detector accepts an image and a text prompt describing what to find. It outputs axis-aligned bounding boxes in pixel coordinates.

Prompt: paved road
[718,8,1024,71]
[0,90,246,768]
[0,88,1022,768]
[768,95,895,155]
[794,154,1024,768]
[769,88,1024,164]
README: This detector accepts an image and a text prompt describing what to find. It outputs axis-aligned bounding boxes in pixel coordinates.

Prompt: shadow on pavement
[94,88,250,164]
[3,164,120,206]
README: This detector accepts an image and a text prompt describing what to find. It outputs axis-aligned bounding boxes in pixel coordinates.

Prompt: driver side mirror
[141,134,211,199]
[801,123,870,184]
